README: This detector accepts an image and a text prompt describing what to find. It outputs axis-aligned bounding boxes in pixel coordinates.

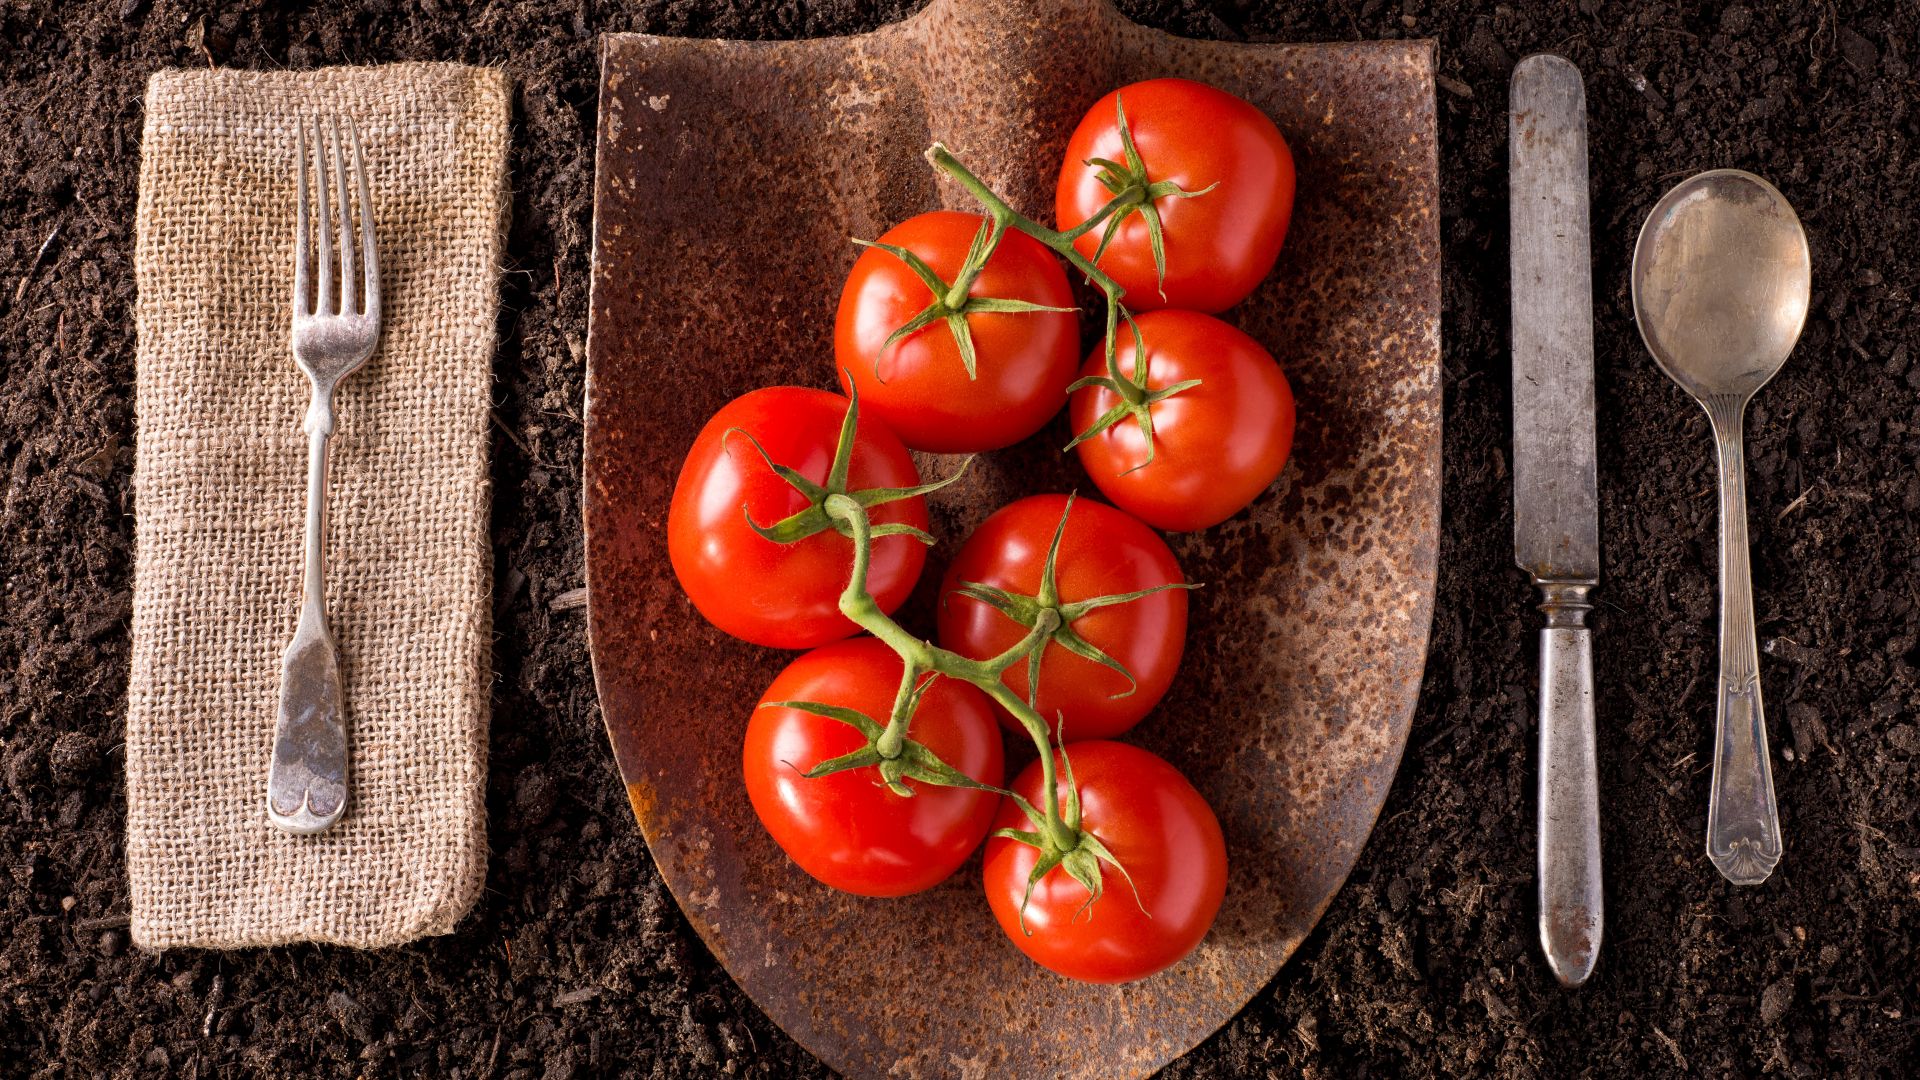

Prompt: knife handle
[1535,580,1602,987]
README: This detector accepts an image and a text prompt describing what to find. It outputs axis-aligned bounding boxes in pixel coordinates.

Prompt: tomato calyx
[1060,320,1203,475]
[950,492,1199,704]
[853,215,1077,381]
[1077,93,1219,300]
[762,698,1009,800]
[728,380,968,546]
[991,735,1146,934]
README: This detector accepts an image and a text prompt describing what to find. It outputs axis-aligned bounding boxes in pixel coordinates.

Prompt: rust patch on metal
[583,0,1440,1075]
[1544,898,1602,977]
[624,779,657,831]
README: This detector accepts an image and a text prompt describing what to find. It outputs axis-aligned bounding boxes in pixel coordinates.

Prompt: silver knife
[1510,53,1602,988]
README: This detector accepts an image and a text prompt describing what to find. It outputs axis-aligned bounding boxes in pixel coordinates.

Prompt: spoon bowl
[1631,169,1810,401]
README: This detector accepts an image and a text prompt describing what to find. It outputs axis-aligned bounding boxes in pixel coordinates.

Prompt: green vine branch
[913,95,1210,469]
[748,408,1183,915]
[756,101,1228,916]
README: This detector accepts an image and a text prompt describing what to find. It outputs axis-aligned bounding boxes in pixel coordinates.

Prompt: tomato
[667,386,928,649]
[744,638,1005,897]
[937,494,1187,741]
[835,210,1080,453]
[1055,78,1295,313]
[1069,310,1295,532]
[982,741,1226,983]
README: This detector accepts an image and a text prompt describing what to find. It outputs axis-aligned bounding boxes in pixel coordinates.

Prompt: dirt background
[3,0,1917,1076]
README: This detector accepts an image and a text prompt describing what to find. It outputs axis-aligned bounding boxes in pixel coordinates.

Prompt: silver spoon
[1631,169,1809,885]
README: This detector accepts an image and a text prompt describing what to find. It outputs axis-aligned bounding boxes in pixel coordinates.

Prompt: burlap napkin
[126,64,508,949]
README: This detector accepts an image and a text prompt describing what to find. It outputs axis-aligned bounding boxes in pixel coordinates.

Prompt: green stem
[808,144,1190,876]
[874,660,920,760]
[925,144,1127,304]
[930,142,1207,470]
[777,144,1195,911]
[831,495,934,665]
[924,144,1152,404]
[822,493,1069,843]
[974,670,1076,851]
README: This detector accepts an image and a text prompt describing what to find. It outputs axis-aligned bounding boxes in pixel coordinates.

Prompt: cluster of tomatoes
[666,78,1298,984]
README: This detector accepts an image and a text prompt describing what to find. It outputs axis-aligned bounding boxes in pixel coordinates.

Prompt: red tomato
[1069,310,1295,532]
[937,495,1186,741]
[982,741,1226,983]
[1055,78,1295,313]
[744,638,1005,897]
[667,387,928,649]
[835,210,1080,453]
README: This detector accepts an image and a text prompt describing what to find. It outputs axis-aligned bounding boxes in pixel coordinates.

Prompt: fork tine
[329,118,356,317]
[293,122,310,318]
[350,118,379,322]
[312,117,333,316]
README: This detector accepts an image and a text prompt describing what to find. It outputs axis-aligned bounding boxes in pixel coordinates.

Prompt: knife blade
[1510,52,1602,988]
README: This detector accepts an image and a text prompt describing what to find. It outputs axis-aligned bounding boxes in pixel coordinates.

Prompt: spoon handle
[1705,396,1783,884]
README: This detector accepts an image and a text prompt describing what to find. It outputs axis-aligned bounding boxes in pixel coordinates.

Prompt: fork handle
[267,402,348,834]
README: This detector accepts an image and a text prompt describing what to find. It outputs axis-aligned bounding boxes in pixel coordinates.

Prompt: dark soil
[3,0,1918,1076]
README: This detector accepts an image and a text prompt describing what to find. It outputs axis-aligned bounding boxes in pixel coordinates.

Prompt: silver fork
[267,117,380,835]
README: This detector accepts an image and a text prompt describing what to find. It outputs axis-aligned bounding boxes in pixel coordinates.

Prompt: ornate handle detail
[266,401,349,834]
[1534,579,1602,985]
[1704,396,1781,884]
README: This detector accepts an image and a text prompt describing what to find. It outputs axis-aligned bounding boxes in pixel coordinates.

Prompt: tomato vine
[752,109,1218,918]
[742,405,1189,918]
[848,94,1209,468]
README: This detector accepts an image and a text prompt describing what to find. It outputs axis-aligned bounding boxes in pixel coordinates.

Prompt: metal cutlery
[267,117,380,835]
[1510,53,1603,986]
[1631,169,1809,885]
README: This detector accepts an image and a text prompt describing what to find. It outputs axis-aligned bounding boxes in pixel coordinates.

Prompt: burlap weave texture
[128,64,507,949]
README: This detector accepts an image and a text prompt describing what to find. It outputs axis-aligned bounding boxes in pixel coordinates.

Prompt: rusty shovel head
[584,0,1441,1075]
